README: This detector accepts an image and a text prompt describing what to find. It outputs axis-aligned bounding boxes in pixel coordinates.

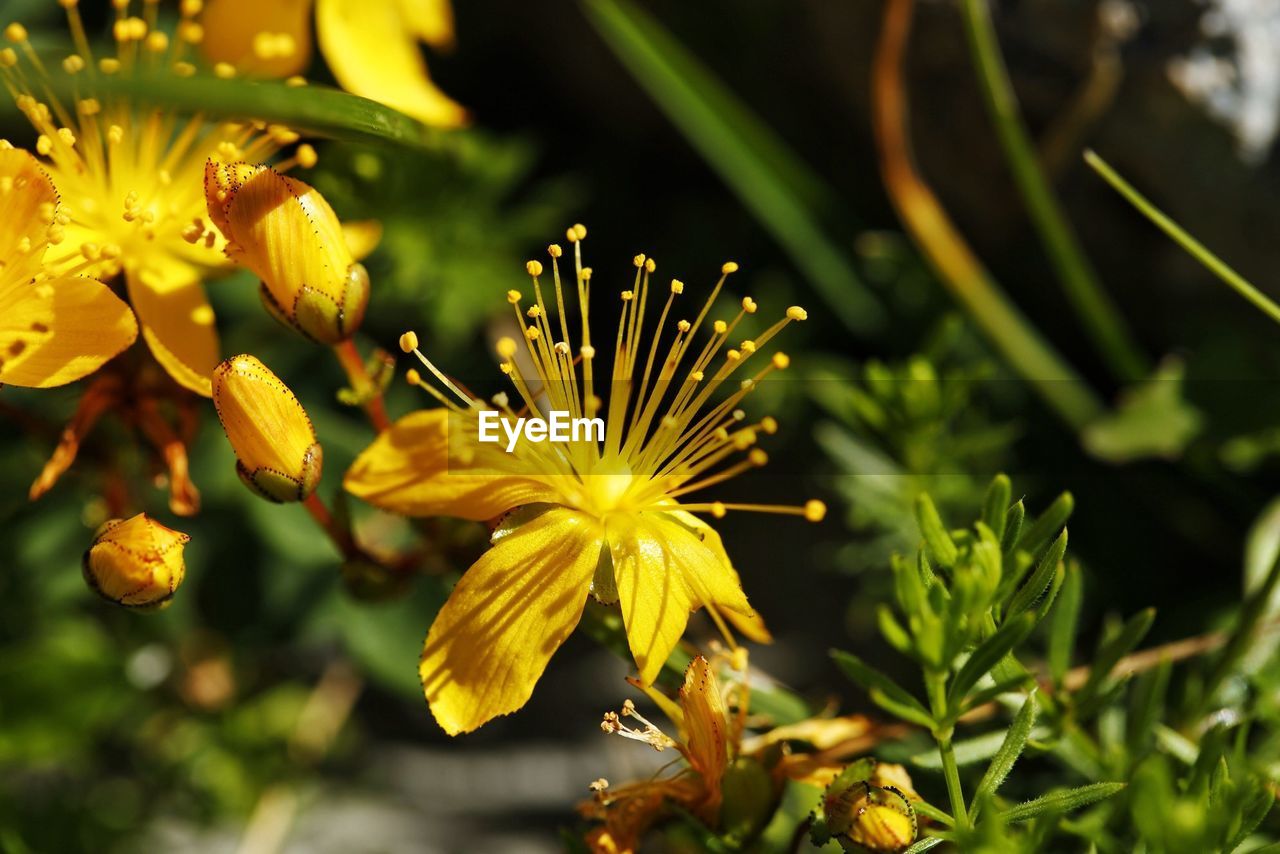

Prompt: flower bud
[212,354,322,502]
[813,759,918,854]
[83,514,189,609]
[205,160,369,344]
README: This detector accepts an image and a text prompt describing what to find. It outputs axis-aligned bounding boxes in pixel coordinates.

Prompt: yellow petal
[667,509,771,643]
[0,275,136,388]
[200,0,314,77]
[608,514,699,686]
[316,0,467,127]
[343,219,383,261]
[420,507,602,734]
[344,408,557,521]
[396,0,454,48]
[127,262,219,397]
[0,148,57,283]
[678,656,728,803]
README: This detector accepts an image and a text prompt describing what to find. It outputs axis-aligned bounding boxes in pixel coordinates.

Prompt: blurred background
[5,0,1280,850]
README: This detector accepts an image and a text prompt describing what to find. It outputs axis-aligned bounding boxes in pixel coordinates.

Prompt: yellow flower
[817,759,919,854]
[199,0,466,127]
[204,162,370,344]
[212,354,322,502]
[1,3,316,397]
[0,147,136,388]
[83,513,190,609]
[344,227,824,734]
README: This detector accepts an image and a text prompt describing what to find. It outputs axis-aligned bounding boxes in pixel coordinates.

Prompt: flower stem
[333,339,391,432]
[927,671,968,828]
[873,0,1104,432]
[303,492,359,560]
[959,0,1147,381]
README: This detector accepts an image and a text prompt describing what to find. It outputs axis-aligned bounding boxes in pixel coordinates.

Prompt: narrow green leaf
[982,474,1013,541]
[579,0,885,334]
[85,72,437,148]
[878,605,917,657]
[869,687,937,730]
[913,725,1050,769]
[1201,551,1280,712]
[1077,608,1156,706]
[1048,561,1083,684]
[831,650,934,726]
[972,690,1038,818]
[949,614,1036,705]
[962,673,1035,713]
[1006,530,1067,620]
[911,801,955,827]
[1000,782,1125,823]
[1015,492,1073,556]
[903,838,945,854]
[1001,501,1025,556]
[915,493,959,569]
[1126,656,1171,753]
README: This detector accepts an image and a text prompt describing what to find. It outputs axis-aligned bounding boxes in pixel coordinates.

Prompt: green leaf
[579,0,886,335]
[1006,530,1067,620]
[972,690,1038,817]
[1015,492,1073,556]
[913,724,1050,769]
[1001,500,1025,556]
[915,493,959,569]
[82,72,439,149]
[1000,782,1125,823]
[831,649,934,727]
[903,838,945,853]
[1241,496,1280,672]
[1076,608,1156,708]
[982,474,1013,541]
[1082,357,1203,463]
[1047,561,1083,684]
[949,614,1036,705]
[1126,656,1171,753]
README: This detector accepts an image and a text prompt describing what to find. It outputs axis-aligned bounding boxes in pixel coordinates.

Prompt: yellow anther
[740,340,756,355]
[786,305,808,321]
[78,98,101,116]
[506,289,522,304]
[35,135,51,156]
[108,125,124,144]
[772,352,790,369]
[721,261,739,274]
[399,331,419,353]
[57,128,75,146]
[677,319,691,332]
[644,258,655,273]
[804,500,827,522]
[178,21,202,44]
[726,350,741,362]
[62,55,85,74]
[99,58,121,74]
[621,290,634,301]
[632,254,645,268]
[525,326,540,341]
[173,61,196,77]
[581,267,593,281]
[492,391,509,408]
[80,243,101,260]
[548,244,562,258]
[554,341,570,355]
[761,416,778,434]
[295,144,317,169]
[526,260,543,276]
[690,370,704,382]
[181,0,203,16]
[742,296,757,313]
[739,378,754,391]
[496,337,517,358]
[146,31,168,52]
[573,223,587,240]
[670,279,684,294]
[0,48,15,67]
[580,344,596,359]
[405,368,421,386]
[5,23,28,43]
[213,62,236,79]
[749,449,768,466]
[526,305,542,318]
[713,320,727,335]
[286,76,307,87]
[711,502,727,519]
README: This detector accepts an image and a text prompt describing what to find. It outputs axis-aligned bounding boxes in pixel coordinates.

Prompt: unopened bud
[814,759,917,854]
[212,354,322,502]
[205,160,369,344]
[83,514,189,609]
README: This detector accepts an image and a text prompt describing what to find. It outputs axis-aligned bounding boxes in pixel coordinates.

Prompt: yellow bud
[83,514,189,609]
[212,354,322,503]
[822,763,917,854]
[205,161,368,344]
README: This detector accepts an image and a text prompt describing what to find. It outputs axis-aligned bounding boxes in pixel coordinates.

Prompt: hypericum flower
[0,146,136,388]
[83,513,190,609]
[344,226,825,735]
[199,0,466,127]
[212,354,322,502]
[204,162,370,344]
[0,3,317,396]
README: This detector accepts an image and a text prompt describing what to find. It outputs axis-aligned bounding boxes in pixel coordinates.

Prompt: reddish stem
[333,339,391,433]
[303,492,359,560]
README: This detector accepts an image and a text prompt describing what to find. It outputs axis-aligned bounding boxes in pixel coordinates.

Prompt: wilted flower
[83,514,190,609]
[212,354,322,502]
[813,758,919,854]
[345,227,824,734]
[0,2,317,396]
[0,147,136,388]
[199,0,467,126]
[204,162,370,344]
